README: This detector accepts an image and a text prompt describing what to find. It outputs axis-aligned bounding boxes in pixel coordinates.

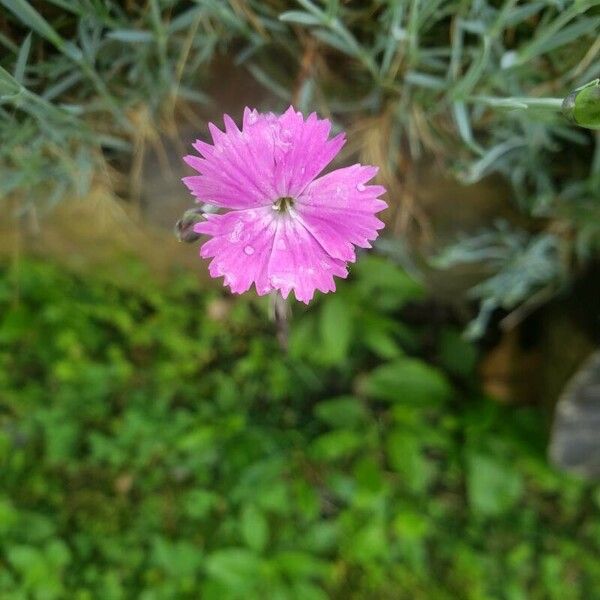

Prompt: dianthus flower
[182,106,387,303]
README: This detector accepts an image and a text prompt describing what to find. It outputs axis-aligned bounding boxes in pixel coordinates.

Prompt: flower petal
[194,208,347,303]
[270,106,346,198]
[182,122,276,209]
[266,215,348,303]
[294,164,387,261]
[195,208,278,295]
[182,109,387,304]
[182,107,345,209]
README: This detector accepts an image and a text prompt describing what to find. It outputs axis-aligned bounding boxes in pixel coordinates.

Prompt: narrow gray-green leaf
[106,29,155,43]
[1,0,64,52]
[13,32,31,84]
[279,11,323,26]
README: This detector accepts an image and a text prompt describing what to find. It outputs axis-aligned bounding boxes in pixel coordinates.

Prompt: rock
[550,351,600,479]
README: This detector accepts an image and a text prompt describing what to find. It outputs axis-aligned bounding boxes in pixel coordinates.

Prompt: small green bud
[562,79,600,130]
[174,207,205,243]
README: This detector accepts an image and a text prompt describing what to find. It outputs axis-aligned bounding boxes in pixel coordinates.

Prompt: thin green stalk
[471,96,564,110]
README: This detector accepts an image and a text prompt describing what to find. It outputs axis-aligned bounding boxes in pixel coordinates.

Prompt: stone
[549,351,600,479]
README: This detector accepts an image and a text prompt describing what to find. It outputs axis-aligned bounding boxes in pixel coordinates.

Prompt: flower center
[272,196,295,213]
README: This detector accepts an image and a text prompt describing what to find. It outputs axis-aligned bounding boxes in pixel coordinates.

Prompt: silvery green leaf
[279,11,323,26]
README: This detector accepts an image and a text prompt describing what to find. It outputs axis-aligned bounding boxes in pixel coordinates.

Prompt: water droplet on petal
[244,245,255,255]
[356,183,366,192]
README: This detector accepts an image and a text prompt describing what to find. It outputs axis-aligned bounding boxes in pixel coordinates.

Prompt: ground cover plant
[2,2,600,598]
[1,258,599,599]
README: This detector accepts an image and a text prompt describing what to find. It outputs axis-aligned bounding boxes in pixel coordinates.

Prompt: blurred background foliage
[1,257,599,599]
[1,0,600,598]
[1,0,600,326]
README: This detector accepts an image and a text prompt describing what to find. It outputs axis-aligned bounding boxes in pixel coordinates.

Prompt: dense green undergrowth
[1,257,599,599]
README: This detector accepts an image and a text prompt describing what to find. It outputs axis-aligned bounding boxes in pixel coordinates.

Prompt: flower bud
[174,207,205,243]
[562,79,600,130]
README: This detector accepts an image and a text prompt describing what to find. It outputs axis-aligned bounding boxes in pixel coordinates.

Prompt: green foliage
[1,0,600,326]
[435,222,566,336]
[1,256,599,598]
[0,0,218,209]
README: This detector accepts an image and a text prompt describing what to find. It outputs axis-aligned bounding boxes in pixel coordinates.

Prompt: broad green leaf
[365,359,453,404]
[314,396,369,428]
[310,429,363,461]
[240,505,268,552]
[319,295,353,365]
[467,453,524,517]
[152,537,203,578]
[205,548,262,590]
[273,551,329,578]
[386,430,434,494]
[344,522,388,562]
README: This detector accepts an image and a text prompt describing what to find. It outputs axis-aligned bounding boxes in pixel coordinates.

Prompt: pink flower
[182,106,387,303]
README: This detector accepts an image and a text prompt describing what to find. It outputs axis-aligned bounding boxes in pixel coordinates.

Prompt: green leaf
[0,0,82,61]
[205,548,262,591]
[467,454,524,517]
[273,551,329,578]
[345,522,388,562]
[291,582,329,600]
[184,489,219,520]
[312,28,358,58]
[393,507,430,540]
[13,32,31,84]
[386,430,434,494]
[354,256,423,309]
[362,327,404,360]
[295,0,325,18]
[319,295,353,365]
[106,30,155,43]
[152,537,203,578]
[240,505,268,552]
[365,359,453,404]
[0,497,18,534]
[310,429,363,461]
[279,11,323,26]
[315,396,369,429]
[404,71,447,90]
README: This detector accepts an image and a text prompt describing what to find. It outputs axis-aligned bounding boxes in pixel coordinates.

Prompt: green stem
[471,96,564,110]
